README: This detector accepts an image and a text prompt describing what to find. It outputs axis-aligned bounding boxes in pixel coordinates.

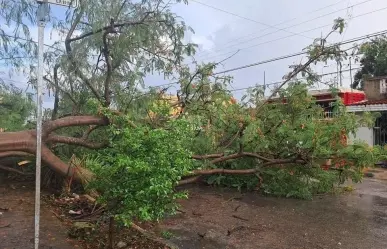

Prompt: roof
[364,76,387,81]
[347,99,387,112]
[308,88,364,96]
[347,99,387,106]
[269,88,364,101]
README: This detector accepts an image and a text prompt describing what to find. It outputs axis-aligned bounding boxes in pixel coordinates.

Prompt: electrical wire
[146,29,386,90]
[229,68,360,93]
[212,29,387,75]
[200,5,387,62]
[190,0,314,40]
[195,0,376,61]
[194,0,350,57]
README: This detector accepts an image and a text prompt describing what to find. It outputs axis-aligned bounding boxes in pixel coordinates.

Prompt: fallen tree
[0,115,108,181]
[1,0,386,234]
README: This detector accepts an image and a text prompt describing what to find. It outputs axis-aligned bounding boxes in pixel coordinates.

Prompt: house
[308,88,365,117]
[347,76,387,147]
[269,87,366,117]
[347,99,387,146]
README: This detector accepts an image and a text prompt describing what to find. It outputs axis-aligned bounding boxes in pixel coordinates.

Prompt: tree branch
[0,165,33,175]
[192,154,224,160]
[47,135,108,149]
[102,28,113,106]
[178,159,306,186]
[65,9,103,103]
[82,125,100,140]
[68,12,156,43]
[0,151,34,158]
[52,64,60,120]
[206,152,273,164]
[43,75,77,105]
[255,27,340,113]
[43,116,109,135]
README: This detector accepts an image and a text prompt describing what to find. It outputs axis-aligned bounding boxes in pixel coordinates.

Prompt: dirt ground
[2,171,387,249]
[0,180,80,249]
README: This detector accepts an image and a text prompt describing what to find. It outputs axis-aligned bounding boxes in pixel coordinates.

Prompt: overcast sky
[2,0,387,108]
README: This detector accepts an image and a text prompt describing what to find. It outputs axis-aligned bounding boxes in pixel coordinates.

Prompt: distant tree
[0,82,34,131]
[352,36,387,89]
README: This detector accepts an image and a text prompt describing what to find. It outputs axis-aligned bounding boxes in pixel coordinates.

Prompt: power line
[195,0,375,61]
[190,0,313,40]
[0,56,34,61]
[194,0,350,58]
[149,29,386,90]
[213,29,387,75]
[229,67,361,93]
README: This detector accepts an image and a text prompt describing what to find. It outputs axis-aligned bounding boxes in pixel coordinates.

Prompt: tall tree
[352,35,387,89]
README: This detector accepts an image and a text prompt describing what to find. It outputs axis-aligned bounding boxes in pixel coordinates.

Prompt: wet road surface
[1,177,387,248]
[161,178,387,249]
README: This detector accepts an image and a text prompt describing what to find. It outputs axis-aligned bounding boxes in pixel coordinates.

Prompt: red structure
[309,88,366,106]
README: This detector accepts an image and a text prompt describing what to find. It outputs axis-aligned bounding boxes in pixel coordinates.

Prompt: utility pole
[35,2,48,248]
[349,57,353,89]
[336,63,339,88]
[339,63,343,87]
[35,1,78,248]
[263,71,266,95]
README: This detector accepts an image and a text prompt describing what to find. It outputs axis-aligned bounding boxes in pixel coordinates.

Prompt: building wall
[364,78,387,100]
[348,127,373,146]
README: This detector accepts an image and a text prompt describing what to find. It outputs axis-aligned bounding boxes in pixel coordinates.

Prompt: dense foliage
[87,116,194,225]
[0,83,34,131]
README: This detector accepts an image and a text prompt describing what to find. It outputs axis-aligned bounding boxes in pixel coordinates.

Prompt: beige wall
[348,127,373,146]
[364,78,387,101]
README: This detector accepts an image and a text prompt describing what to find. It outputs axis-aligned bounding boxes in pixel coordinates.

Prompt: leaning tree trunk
[0,115,109,182]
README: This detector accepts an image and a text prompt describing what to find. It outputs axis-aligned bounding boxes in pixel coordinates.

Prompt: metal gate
[373,111,387,146]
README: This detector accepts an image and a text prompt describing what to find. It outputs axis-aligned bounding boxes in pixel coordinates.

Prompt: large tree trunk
[0,115,108,182]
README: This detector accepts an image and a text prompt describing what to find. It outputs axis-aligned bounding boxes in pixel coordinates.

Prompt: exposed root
[0,165,32,175]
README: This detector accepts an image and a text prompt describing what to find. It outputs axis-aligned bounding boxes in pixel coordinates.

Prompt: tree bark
[0,115,108,182]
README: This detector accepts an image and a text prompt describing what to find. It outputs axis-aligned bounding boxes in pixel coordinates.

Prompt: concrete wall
[364,78,387,101]
[348,127,373,146]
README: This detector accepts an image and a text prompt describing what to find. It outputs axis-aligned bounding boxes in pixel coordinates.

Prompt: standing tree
[0,82,34,132]
[352,35,387,89]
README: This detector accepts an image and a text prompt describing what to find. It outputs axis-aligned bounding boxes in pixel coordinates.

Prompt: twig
[231,215,248,221]
[0,223,11,228]
[51,210,64,222]
[227,225,245,236]
[222,196,242,205]
[0,165,32,175]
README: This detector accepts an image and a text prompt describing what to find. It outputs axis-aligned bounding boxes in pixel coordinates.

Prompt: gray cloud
[171,0,387,98]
